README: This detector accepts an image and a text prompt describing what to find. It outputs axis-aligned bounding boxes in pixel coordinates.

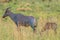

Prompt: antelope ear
[5,7,11,13]
[6,7,11,11]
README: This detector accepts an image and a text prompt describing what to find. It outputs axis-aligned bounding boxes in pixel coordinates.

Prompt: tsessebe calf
[40,22,57,34]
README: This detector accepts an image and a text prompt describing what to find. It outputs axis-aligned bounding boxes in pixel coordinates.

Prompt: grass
[0,0,60,40]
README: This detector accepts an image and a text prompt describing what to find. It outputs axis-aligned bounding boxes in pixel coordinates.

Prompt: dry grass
[16,7,32,11]
[0,13,60,40]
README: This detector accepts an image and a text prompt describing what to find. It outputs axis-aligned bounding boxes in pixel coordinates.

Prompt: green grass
[0,0,60,40]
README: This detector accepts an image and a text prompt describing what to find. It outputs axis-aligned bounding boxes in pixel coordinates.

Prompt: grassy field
[0,0,60,40]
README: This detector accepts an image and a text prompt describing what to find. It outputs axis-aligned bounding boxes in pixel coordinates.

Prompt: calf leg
[52,24,57,34]
[40,27,46,35]
[54,29,57,34]
[53,27,57,34]
[40,25,50,35]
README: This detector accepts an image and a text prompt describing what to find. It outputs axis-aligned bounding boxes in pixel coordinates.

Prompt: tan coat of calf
[40,22,57,34]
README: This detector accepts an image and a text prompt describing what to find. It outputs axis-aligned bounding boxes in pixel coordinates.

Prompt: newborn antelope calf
[40,22,57,34]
